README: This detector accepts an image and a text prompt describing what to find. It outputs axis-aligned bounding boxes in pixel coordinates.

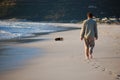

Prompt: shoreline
[0,22,81,42]
[0,24,120,80]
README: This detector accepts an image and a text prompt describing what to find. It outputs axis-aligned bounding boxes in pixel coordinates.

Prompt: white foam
[0,30,18,40]
[0,21,71,40]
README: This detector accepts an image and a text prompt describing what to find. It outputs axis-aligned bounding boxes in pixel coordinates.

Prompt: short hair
[87,12,93,18]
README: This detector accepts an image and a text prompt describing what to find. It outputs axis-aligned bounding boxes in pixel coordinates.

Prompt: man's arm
[94,22,98,39]
[80,21,86,40]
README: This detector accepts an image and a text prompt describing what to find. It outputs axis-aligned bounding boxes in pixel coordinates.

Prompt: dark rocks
[55,37,64,41]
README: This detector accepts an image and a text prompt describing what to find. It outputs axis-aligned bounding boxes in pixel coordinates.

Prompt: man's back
[81,18,98,39]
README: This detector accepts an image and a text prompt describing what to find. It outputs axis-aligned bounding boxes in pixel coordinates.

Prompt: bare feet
[89,54,93,59]
[85,55,89,60]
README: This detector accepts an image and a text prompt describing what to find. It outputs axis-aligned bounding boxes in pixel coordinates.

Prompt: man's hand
[95,37,98,40]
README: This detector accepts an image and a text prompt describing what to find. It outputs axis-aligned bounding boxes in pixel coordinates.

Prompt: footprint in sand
[87,60,108,72]
[107,71,119,80]
[85,59,120,80]
[84,60,98,69]
[116,77,120,80]
[101,67,106,71]
[116,75,120,80]
[94,65,100,69]
[88,61,100,69]
[117,75,120,77]
[108,71,113,75]
[84,59,90,63]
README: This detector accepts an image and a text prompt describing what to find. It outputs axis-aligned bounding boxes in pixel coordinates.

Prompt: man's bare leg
[85,47,89,59]
[89,47,93,59]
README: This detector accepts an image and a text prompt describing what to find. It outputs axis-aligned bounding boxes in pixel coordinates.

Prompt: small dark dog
[55,37,64,41]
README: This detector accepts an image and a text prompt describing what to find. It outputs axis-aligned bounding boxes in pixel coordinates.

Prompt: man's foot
[85,56,89,60]
[89,54,93,59]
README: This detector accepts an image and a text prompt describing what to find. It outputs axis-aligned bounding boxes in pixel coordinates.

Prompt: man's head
[87,12,93,18]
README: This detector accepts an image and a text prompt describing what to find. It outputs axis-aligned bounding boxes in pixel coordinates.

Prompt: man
[80,12,98,59]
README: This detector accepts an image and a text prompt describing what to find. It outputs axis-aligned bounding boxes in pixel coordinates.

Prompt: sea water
[0,21,70,40]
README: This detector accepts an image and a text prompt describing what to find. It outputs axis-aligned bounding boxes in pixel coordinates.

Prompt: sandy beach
[0,24,120,80]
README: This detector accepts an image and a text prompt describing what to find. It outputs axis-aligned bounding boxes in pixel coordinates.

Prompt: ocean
[0,21,73,41]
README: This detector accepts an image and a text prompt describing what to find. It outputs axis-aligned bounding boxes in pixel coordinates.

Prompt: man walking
[80,12,98,59]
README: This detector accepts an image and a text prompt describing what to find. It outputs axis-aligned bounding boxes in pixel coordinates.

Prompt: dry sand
[0,24,120,80]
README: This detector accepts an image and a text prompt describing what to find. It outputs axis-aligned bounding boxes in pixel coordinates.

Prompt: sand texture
[0,24,120,80]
